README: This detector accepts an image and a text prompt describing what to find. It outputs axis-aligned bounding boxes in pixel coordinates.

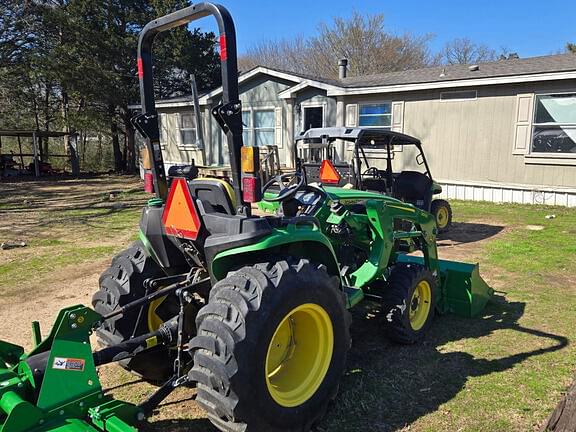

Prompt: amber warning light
[162,178,201,240]
[319,160,341,184]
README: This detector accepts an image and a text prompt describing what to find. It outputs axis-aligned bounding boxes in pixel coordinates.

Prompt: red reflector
[137,57,144,78]
[162,178,201,240]
[219,34,228,61]
[242,177,258,203]
[319,160,341,184]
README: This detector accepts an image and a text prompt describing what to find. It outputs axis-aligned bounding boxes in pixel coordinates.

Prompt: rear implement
[0,306,140,432]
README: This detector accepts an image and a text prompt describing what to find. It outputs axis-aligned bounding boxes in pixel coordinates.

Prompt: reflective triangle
[319,159,341,184]
[162,178,201,240]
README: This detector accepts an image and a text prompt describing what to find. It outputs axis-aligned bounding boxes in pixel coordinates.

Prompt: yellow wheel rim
[147,296,166,332]
[265,303,334,408]
[436,206,449,229]
[409,281,432,331]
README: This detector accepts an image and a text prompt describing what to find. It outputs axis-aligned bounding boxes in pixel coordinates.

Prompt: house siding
[342,80,576,193]
[157,107,204,168]
[153,68,576,206]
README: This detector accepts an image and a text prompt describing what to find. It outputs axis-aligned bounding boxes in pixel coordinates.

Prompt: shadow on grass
[438,222,505,245]
[321,293,568,431]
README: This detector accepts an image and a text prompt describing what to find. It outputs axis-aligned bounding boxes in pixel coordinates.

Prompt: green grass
[0,245,117,296]
[454,200,576,278]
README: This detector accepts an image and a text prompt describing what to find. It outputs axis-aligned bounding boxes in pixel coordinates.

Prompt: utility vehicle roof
[295,127,421,147]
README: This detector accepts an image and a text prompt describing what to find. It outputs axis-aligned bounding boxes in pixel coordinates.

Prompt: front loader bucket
[397,256,493,317]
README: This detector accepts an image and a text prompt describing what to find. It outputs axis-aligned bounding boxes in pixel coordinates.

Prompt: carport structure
[0,129,79,177]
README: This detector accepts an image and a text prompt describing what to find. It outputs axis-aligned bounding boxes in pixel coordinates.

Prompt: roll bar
[132,3,248,214]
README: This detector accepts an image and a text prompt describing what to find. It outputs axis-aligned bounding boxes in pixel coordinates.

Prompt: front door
[303,106,323,131]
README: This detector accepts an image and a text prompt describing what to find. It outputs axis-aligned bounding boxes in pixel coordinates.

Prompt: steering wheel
[362,167,381,178]
[262,172,305,202]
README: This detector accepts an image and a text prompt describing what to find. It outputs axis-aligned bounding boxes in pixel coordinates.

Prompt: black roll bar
[133,3,247,214]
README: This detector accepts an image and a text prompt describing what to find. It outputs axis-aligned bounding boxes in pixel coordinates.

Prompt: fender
[211,223,340,281]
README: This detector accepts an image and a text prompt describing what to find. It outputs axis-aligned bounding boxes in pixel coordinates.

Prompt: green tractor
[288,127,453,232]
[0,4,492,432]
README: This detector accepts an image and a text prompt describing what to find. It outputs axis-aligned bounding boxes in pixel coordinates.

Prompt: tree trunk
[109,104,123,172]
[43,83,51,159]
[124,111,136,173]
[541,379,576,431]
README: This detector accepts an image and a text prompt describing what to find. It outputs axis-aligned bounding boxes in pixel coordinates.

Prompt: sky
[196,0,576,59]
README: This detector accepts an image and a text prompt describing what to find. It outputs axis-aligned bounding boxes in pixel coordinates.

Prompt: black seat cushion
[393,171,432,209]
[362,178,387,193]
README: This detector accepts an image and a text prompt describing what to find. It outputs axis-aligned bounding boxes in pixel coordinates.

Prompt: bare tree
[239,12,434,79]
[441,37,497,65]
[238,36,311,74]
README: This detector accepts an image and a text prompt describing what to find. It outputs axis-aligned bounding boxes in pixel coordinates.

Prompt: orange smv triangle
[162,178,201,240]
[319,159,341,184]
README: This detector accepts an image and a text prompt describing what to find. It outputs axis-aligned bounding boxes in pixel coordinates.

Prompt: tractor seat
[188,178,237,215]
[393,171,432,209]
[361,177,387,193]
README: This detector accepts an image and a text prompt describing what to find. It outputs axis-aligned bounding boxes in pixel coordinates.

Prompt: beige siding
[157,107,204,167]
[343,81,576,189]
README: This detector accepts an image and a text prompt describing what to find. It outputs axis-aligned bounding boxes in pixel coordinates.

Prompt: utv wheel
[92,241,174,382]
[431,199,452,233]
[189,258,351,432]
[382,263,436,344]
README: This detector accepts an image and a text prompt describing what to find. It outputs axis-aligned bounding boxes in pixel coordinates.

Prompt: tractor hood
[323,186,407,206]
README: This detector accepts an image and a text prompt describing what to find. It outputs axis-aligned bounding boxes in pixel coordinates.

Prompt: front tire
[189,258,351,432]
[431,199,452,233]
[382,263,437,344]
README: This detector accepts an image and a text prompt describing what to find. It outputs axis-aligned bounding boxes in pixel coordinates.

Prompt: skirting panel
[438,182,576,207]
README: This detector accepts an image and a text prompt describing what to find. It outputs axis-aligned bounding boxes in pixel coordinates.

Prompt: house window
[242,110,252,146]
[440,90,477,101]
[179,112,197,147]
[254,110,275,146]
[242,108,275,146]
[358,103,391,128]
[532,94,576,154]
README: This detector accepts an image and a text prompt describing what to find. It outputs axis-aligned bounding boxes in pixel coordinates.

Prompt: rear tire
[382,263,436,344]
[92,241,173,382]
[431,199,452,233]
[189,258,351,432]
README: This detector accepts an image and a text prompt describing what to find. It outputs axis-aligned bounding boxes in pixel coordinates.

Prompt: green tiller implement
[0,3,493,432]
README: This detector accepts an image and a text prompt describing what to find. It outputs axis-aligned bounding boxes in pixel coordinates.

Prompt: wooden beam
[17,136,24,169]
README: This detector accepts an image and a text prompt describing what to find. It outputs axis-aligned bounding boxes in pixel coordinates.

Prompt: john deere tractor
[0,4,492,432]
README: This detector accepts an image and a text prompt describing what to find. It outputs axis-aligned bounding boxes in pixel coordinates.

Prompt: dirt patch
[0,257,109,347]
[436,220,508,262]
